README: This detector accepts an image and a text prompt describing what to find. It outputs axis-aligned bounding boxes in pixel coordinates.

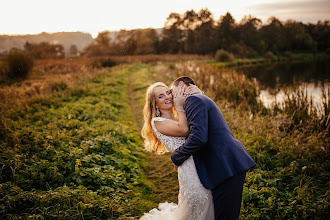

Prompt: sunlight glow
[1,0,329,36]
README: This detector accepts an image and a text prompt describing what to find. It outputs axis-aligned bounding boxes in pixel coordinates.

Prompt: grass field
[0,57,329,219]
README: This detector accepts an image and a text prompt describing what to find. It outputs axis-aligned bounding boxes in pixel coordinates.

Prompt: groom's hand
[174,164,178,171]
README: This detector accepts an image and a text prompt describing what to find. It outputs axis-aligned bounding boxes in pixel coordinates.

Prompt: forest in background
[0,7,329,220]
[0,9,329,59]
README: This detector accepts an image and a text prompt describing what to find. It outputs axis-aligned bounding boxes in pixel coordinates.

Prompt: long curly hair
[141,82,169,154]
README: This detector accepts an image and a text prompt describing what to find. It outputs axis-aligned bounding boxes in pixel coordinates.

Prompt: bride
[140,82,214,220]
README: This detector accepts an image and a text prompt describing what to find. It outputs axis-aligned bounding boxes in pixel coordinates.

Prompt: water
[235,59,330,108]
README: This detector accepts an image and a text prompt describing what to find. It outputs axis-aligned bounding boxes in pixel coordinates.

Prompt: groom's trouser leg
[211,170,246,220]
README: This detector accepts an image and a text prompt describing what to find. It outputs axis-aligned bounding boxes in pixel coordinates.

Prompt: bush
[215,49,235,62]
[0,60,8,80]
[91,57,117,68]
[5,51,34,79]
[264,51,277,61]
[228,43,258,58]
[264,51,277,62]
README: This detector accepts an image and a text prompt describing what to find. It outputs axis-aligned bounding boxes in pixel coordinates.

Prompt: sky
[1,0,329,38]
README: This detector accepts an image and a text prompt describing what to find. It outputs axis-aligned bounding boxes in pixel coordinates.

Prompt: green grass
[126,61,329,219]
[211,52,330,68]
[171,61,329,219]
[0,59,328,219]
[0,65,155,219]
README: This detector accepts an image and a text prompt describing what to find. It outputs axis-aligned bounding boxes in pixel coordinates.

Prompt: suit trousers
[211,170,247,220]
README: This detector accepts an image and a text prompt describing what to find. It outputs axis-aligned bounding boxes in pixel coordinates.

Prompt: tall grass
[271,85,330,135]
[172,61,329,219]
[175,61,263,113]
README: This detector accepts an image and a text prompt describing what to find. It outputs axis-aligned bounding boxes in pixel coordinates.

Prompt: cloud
[246,0,330,23]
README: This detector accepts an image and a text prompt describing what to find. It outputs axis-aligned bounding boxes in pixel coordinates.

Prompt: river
[235,59,330,109]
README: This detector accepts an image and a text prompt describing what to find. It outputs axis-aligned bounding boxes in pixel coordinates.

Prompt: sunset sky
[1,0,329,38]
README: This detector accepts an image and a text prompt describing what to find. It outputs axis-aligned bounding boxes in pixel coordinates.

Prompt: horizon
[1,0,329,38]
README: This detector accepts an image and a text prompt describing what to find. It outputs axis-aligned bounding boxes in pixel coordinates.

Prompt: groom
[170,76,256,220]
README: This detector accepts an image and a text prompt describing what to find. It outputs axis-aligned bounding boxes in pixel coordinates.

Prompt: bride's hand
[185,84,203,95]
[173,86,185,110]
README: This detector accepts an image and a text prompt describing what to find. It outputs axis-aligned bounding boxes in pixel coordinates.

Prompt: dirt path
[126,64,179,205]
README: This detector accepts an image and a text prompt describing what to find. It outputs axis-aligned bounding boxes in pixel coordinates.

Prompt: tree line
[84,9,329,58]
[3,9,330,59]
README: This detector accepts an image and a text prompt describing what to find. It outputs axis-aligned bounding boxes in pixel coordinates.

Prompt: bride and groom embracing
[141,76,256,220]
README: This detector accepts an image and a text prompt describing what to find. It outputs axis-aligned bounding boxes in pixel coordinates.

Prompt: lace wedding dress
[140,117,214,220]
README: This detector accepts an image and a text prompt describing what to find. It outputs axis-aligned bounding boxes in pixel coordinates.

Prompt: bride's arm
[154,112,188,137]
[154,86,189,137]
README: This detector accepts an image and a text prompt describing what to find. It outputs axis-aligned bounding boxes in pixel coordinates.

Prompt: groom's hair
[171,76,195,87]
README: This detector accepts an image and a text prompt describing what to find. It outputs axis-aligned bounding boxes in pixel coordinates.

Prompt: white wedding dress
[140,117,214,220]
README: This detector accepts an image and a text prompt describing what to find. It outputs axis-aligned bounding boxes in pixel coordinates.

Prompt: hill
[0,32,94,54]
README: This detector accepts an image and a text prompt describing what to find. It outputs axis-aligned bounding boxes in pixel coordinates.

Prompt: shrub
[215,49,235,62]
[91,57,117,68]
[228,43,258,58]
[0,60,8,80]
[264,51,277,62]
[5,51,34,79]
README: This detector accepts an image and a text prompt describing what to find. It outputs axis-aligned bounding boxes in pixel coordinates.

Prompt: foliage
[171,61,329,219]
[175,62,261,113]
[0,64,154,219]
[24,41,65,59]
[84,31,112,57]
[0,58,328,219]
[91,57,118,68]
[4,50,34,79]
[264,51,277,62]
[214,49,235,62]
[82,10,329,58]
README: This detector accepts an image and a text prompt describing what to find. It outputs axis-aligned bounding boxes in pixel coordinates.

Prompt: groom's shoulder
[186,94,212,104]
[188,94,211,100]
[187,94,218,107]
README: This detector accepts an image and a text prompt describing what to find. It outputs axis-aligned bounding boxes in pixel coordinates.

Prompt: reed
[271,85,330,136]
[174,61,263,113]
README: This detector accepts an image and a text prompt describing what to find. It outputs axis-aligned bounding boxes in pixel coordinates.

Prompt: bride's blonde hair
[141,82,168,154]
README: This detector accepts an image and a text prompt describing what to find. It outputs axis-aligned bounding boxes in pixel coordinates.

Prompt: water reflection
[259,82,329,108]
[235,59,330,107]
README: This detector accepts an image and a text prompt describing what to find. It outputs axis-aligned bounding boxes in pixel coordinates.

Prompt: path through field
[126,64,180,208]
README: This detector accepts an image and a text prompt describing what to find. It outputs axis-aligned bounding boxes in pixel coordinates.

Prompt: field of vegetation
[0,55,329,219]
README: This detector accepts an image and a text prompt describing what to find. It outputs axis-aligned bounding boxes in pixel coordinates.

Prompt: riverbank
[213,52,330,68]
[0,59,328,219]
[131,62,329,219]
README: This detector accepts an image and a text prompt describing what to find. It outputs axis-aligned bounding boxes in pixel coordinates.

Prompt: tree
[84,31,111,56]
[238,15,262,53]
[260,17,286,54]
[68,44,79,56]
[284,20,317,52]
[5,50,34,79]
[182,10,199,53]
[215,12,237,50]
[24,41,65,59]
[135,29,159,54]
[196,9,215,54]
[306,20,330,52]
[160,13,184,53]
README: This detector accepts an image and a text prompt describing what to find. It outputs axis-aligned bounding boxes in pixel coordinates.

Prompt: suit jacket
[171,94,256,190]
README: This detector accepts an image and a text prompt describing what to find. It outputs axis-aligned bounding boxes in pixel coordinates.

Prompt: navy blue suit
[171,94,256,219]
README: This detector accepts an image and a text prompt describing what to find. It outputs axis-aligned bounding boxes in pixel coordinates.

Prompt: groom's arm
[171,95,208,166]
